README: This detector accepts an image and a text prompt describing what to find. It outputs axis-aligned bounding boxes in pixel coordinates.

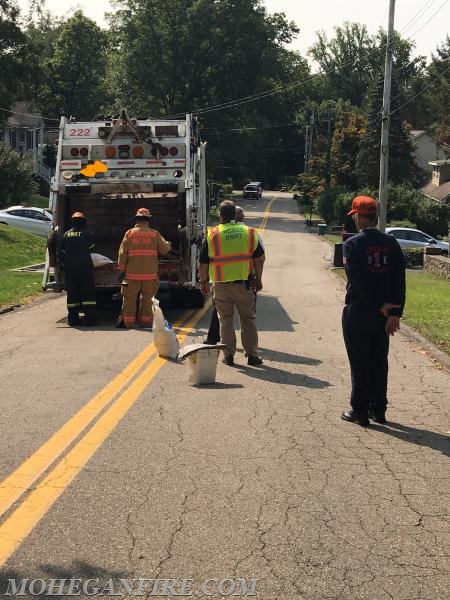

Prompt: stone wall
[424,254,450,279]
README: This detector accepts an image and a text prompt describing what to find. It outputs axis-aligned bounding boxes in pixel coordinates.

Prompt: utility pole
[304,124,310,173]
[325,102,333,192]
[378,0,396,232]
[304,111,315,173]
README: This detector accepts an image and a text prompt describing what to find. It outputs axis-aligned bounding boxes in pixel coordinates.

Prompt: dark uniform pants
[342,305,389,416]
[65,261,96,324]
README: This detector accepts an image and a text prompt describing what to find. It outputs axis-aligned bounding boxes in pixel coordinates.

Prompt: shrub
[0,144,37,209]
[402,247,424,268]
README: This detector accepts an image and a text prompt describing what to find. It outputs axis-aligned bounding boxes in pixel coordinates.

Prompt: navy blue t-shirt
[343,228,406,320]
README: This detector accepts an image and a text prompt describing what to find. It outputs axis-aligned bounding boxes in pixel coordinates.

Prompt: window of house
[9,129,16,148]
[27,130,34,150]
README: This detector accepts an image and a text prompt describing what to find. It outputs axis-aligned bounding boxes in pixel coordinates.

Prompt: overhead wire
[406,0,449,40]
[399,0,438,34]
[390,62,450,115]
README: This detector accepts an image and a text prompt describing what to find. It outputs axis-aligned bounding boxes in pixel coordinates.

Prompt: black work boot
[68,308,82,326]
[341,410,370,427]
[83,306,98,327]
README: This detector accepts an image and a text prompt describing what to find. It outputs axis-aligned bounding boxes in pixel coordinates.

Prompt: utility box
[334,243,344,267]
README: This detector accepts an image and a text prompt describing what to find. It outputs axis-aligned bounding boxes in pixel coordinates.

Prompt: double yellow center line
[0,198,275,565]
[0,304,210,565]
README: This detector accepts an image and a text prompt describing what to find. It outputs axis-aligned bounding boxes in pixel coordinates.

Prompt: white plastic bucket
[187,348,220,384]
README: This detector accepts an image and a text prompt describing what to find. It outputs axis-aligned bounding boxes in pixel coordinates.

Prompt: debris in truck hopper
[91,253,113,267]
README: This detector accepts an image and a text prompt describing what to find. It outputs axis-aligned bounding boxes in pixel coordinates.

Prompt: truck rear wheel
[188,289,205,308]
[170,288,187,308]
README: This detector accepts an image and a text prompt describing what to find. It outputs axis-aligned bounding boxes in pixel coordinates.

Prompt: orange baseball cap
[347,196,378,216]
[71,211,86,219]
[134,207,152,218]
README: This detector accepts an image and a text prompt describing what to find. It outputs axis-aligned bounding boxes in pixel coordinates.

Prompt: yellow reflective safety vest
[207,223,257,282]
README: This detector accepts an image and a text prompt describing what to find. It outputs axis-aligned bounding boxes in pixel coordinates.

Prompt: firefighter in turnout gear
[199,200,265,366]
[60,211,98,327]
[117,208,172,328]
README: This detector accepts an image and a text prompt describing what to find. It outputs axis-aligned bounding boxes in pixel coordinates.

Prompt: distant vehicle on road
[385,227,449,255]
[249,181,262,197]
[243,183,261,199]
[0,206,52,237]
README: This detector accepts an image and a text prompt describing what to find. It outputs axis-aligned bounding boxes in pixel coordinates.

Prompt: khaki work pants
[121,279,159,327]
[213,282,258,358]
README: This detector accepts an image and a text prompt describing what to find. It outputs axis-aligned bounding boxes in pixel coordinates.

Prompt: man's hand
[252,278,263,292]
[385,315,400,336]
[118,271,126,283]
[200,281,210,295]
[380,302,401,318]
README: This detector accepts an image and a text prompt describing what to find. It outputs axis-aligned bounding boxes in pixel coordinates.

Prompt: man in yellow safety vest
[199,200,265,366]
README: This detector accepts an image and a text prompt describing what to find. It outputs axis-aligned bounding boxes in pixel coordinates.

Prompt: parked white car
[385,227,449,255]
[0,206,52,237]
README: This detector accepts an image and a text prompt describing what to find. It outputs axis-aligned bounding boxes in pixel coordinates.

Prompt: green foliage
[331,103,365,187]
[414,198,450,238]
[0,0,27,120]
[317,187,354,225]
[0,145,37,208]
[402,248,424,268]
[403,271,450,355]
[0,224,46,308]
[356,73,421,188]
[37,11,110,119]
[309,23,425,108]
[42,143,57,169]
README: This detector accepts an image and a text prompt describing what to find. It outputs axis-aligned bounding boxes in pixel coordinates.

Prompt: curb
[400,322,450,372]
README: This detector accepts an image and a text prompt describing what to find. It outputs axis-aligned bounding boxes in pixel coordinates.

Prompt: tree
[309,22,375,107]
[107,0,307,186]
[309,23,426,109]
[426,36,450,156]
[38,11,109,119]
[0,0,27,119]
[0,144,36,208]
[331,102,365,188]
[355,72,421,189]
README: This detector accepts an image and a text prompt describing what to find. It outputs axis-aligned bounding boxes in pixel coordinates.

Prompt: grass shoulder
[322,236,450,355]
[0,225,46,309]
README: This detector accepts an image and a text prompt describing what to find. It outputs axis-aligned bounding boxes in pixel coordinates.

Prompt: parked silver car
[385,227,449,254]
[0,206,53,237]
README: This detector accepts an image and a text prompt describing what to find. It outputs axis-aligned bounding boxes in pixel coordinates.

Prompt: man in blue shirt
[341,196,406,427]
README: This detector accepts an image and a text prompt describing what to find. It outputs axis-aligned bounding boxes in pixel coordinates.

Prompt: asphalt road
[0,193,449,599]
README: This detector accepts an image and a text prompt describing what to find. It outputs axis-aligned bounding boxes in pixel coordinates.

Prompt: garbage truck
[43,109,208,307]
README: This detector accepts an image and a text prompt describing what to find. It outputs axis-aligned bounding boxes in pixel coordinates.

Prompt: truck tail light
[105,146,116,158]
[79,147,88,157]
[169,147,178,156]
[160,146,169,157]
[133,145,144,158]
[70,148,79,157]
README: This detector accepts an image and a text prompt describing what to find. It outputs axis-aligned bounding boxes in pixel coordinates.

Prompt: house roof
[410,130,426,138]
[6,102,44,128]
[422,180,450,202]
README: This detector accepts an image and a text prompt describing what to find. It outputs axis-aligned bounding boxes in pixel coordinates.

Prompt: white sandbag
[90,253,113,267]
[152,297,179,359]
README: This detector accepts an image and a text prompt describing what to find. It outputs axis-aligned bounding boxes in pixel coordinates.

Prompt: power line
[399,0,438,34]
[406,0,449,40]
[390,62,450,115]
